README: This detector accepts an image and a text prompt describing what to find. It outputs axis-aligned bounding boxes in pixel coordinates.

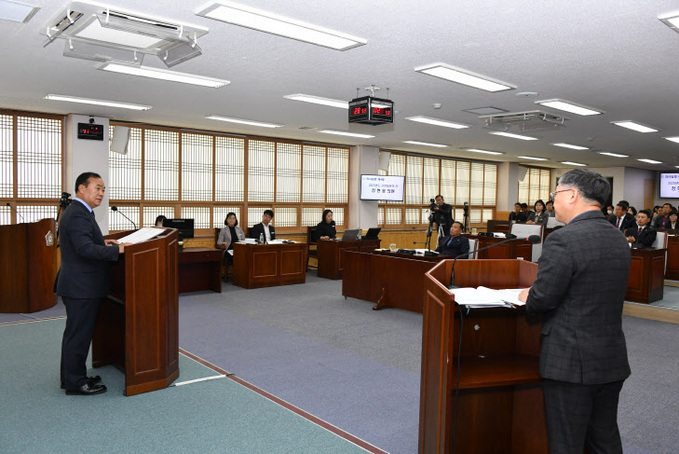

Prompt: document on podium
[117,227,165,244]
[452,286,526,308]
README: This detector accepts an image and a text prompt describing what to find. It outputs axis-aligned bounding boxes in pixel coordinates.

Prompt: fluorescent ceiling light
[99,62,229,88]
[196,1,366,50]
[319,130,374,139]
[489,131,538,141]
[561,161,587,167]
[637,158,662,164]
[518,156,548,161]
[536,99,603,116]
[403,140,448,148]
[664,136,679,144]
[611,121,658,133]
[283,94,348,109]
[0,0,39,23]
[598,152,629,158]
[45,94,151,111]
[206,115,282,128]
[405,116,470,129]
[414,63,515,92]
[551,143,589,150]
[659,13,679,32]
[466,148,504,155]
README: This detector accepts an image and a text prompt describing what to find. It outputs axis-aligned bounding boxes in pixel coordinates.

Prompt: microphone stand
[111,206,137,230]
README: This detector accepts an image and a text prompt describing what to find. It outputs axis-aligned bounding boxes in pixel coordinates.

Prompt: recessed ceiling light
[283,94,348,109]
[561,161,587,167]
[45,94,151,111]
[598,152,629,158]
[414,63,515,92]
[536,99,603,116]
[659,13,679,33]
[405,116,470,129]
[551,143,590,150]
[490,131,538,141]
[664,136,679,144]
[518,156,548,161]
[196,1,367,50]
[0,0,39,23]
[637,158,662,164]
[206,115,282,128]
[76,17,165,49]
[611,121,658,133]
[466,148,504,155]
[403,140,448,148]
[319,130,374,138]
[99,62,230,88]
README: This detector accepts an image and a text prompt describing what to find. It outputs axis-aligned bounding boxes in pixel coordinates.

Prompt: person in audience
[250,209,275,242]
[526,199,549,226]
[652,203,673,230]
[217,212,246,281]
[609,202,634,232]
[519,169,630,454]
[652,205,661,218]
[545,200,555,217]
[625,209,657,248]
[521,202,533,218]
[155,215,167,227]
[314,209,337,241]
[435,221,469,258]
[604,204,615,218]
[627,206,637,217]
[667,210,679,232]
[509,203,527,223]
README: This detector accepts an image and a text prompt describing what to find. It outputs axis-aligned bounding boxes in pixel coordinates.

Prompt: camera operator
[429,195,453,239]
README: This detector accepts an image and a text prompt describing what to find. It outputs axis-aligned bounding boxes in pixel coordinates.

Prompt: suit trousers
[543,379,625,454]
[60,296,102,390]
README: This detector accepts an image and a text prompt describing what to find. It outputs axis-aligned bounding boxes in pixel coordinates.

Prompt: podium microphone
[6,202,25,222]
[111,206,137,230]
[448,234,540,289]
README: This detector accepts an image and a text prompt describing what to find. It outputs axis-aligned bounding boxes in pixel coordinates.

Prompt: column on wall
[348,145,379,229]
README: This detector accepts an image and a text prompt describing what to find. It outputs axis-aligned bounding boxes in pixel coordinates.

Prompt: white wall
[348,146,379,229]
[497,162,519,211]
[65,114,111,233]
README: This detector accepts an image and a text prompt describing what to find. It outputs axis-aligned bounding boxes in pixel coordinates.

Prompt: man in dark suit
[56,172,126,395]
[435,221,469,257]
[250,209,275,242]
[624,209,657,248]
[519,169,631,454]
[430,195,453,239]
[509,202,527,223]
[608,202,634,232]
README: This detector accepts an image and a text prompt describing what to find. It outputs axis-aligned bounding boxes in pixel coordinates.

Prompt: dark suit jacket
[435,234,470,258]
[526,210,631,385]
[249,222,275,240]
[624,224,657,248]
[56,200,119,298]
[609,213,635,232]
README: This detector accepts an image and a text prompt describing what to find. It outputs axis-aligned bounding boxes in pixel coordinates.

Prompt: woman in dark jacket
[315,209,336,241]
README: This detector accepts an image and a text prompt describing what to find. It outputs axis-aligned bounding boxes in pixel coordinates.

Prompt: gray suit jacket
[56,200,119,298]
[217,225,245,249]
[526,210,631,384]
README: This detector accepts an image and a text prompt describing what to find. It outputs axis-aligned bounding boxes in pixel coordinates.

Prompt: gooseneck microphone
[448,234,541,289]
[110,206,137,230]
[6,202,25,222]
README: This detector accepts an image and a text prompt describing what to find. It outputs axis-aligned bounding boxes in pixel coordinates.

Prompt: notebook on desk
[341,229,361,241]
[363,227,381,240]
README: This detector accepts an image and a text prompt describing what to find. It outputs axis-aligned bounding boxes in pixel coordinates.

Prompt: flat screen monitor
[163,218,194,238]
[360,174,405,202]
[659,172,679,198]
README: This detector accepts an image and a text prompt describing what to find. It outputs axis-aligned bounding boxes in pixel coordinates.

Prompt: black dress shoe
[61,375,102,389]
[65,383,107,395]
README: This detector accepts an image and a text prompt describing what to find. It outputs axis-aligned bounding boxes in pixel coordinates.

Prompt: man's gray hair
[557,169,610,207]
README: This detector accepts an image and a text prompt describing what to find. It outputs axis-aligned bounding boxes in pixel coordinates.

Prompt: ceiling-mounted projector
[348,96,394,125]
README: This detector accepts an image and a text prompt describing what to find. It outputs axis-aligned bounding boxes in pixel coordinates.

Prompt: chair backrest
[510,223,544,262]
[652,231,668,273]
[307,226,318,244]
[467,238,477,259]
[214,227,221,248]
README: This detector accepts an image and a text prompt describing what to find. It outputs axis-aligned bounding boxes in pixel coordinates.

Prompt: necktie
[616,217,621,228]
[637,227,643,238]
[90,210,95,220]
[447,237,453,247]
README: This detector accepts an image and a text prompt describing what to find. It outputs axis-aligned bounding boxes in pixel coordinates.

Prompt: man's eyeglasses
[549,188,573,200]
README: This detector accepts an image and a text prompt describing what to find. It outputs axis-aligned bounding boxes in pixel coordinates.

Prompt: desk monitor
[363,227,381,239]
[163,218,194,238]
[341,229,361,241]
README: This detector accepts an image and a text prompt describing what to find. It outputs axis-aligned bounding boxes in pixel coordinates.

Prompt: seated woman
[155,215,167,227]
[526,199,549,226]
[217,212,246,281]
[314,209,337,241]
[664,210,679,233]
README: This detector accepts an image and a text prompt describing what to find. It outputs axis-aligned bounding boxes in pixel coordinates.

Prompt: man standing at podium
[56,172,126,395]
[519,169,631,454]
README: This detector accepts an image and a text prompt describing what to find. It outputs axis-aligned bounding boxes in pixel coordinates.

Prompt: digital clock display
[348,96,394,125]
[77,123,105,141]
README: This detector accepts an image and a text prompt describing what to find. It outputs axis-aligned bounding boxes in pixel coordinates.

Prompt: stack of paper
[451,286,526,308]
[117,227,165,244]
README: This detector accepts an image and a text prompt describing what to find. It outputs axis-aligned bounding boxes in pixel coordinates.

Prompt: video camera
[59,192,72,209]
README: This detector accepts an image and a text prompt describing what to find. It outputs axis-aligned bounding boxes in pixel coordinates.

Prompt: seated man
[609,202,634,232]
[250,209,275,242]
[436,221,470,258]
[509,203,527,223]
[624,209,657,248]
[651,203,672,230]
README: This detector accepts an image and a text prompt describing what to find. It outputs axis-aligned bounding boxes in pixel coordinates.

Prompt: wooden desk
[464,235,533,260]
[626,248,665,304]
[178,247,222,293]
[665,235,679,279]
[233,242,307,289]
[342,250,445,312]
[317,239,380,279]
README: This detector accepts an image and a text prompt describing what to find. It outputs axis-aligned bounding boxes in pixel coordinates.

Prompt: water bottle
[259,233,264,244]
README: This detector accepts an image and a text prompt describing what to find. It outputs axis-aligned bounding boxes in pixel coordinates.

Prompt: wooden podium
[233,242,307,289]
[317,239,380,279]
[93,228,179,396]
[419,259,547,454]
[0,218,58,313]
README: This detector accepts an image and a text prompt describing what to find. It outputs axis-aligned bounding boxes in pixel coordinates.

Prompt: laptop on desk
[363,227,381,240]
[341,229,361,241]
